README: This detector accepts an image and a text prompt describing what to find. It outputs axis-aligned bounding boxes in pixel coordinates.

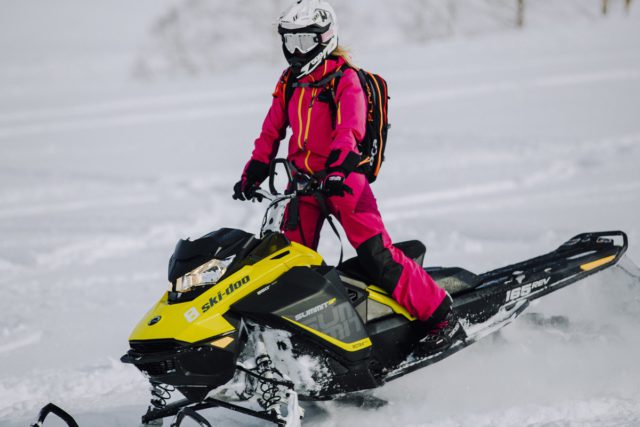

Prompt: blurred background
[1,1,639,426]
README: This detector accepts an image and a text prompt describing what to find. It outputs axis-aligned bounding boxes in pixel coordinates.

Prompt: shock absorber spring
[149,381,175,410]
[255,354,282,410]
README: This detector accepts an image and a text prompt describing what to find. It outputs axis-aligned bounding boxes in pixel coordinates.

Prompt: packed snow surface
[1,1,639,426]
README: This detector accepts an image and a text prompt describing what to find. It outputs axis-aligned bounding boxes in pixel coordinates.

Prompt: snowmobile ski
[30,403,79,427]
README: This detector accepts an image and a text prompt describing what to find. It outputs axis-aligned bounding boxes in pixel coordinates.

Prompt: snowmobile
[32,159,628,427]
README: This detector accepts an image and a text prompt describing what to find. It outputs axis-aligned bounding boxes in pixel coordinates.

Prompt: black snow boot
[418,308,467,353]
[415,293,467,353]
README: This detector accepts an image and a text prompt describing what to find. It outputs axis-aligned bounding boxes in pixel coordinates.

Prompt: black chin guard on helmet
[281,43,325,75]
[278,23,331,76]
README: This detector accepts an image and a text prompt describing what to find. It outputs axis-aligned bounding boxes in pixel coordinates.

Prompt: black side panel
[366,316,414,369]
[233,266,371,362]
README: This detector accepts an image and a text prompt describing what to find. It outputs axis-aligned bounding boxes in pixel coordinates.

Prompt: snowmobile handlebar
[268,158,295,196]
[254,159,334,239]
[254,159,325,203]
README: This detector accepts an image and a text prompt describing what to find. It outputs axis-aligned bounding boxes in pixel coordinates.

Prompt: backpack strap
[325,67,346,130]
[283,68,296,113]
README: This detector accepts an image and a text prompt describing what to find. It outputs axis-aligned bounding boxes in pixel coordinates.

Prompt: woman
[233,0,461,349]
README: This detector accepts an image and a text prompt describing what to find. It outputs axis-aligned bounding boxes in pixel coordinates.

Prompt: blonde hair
[332,45,358,70]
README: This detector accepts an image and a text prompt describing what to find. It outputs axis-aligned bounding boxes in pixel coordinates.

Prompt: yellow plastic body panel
[368,285,388,295]
[367,288,416,321]
[128,241,323,344]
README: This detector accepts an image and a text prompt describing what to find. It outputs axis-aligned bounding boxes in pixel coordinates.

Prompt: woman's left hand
[322,172,353,197]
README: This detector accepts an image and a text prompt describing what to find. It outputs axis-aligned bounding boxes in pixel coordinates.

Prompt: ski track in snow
[0,325,42,355]
[394,67,640,109]
[382,132,640,223]
[383,179,640,223]
[0,86,265,125]
[0,361,148,421]
[1,9,640,427]
[398,397,640,427]
[0,194,158,219]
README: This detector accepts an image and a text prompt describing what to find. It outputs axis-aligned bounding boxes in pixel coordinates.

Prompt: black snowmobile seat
[338,240,426,284]
[395,240,427,266]
[338,239,479,296]
[426,267,480,296]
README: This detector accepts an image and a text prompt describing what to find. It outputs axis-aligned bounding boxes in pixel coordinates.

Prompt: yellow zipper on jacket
[303,86,318,174]
[296,62,329,174]
[296,87,306,150]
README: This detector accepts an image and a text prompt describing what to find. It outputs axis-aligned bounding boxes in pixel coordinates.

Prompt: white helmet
[278,0,339,78]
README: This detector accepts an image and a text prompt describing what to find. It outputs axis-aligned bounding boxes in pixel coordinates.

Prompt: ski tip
[31,403,79,427]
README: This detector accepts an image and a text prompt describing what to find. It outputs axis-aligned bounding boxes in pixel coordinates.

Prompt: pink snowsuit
[246,57,447,321]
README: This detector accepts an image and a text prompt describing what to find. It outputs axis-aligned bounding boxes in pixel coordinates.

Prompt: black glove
[325,149,361,175]
[322,149,360,197]
[233,160,270,201]
[233,180,260,201]
[321,172,352,197]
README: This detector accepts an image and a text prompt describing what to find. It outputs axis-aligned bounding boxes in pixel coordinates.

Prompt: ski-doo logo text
[505,277,551,302]
[201,276,250,313]
[295,298,337,321]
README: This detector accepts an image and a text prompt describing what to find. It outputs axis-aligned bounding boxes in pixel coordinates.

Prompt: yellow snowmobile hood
[129,242,323,344]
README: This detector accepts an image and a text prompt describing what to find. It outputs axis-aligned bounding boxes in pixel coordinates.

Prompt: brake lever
[251,188,268,203]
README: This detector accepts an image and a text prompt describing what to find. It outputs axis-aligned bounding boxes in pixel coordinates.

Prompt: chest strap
[292,70,344,89]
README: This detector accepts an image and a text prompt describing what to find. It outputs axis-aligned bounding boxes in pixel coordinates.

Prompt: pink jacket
[249,57,367,175]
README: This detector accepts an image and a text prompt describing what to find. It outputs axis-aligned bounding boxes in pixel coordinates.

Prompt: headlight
[174,256,235,293]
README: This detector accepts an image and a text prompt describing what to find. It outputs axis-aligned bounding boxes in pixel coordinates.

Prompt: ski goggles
[282,33,320,54]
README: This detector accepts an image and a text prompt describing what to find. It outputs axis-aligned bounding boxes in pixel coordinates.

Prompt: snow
[1,1,640,426]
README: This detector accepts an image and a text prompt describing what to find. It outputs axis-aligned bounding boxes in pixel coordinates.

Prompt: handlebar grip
[268,162,278,195]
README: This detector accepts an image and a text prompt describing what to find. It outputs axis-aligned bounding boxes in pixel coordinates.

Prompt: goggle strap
[320,29,335,43]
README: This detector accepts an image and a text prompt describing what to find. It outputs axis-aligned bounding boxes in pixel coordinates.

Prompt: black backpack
[282,65,390,183]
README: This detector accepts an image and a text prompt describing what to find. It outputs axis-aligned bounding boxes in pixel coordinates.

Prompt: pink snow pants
[284,172,447,321]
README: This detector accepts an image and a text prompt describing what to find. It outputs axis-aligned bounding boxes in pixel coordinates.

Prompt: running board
[384,300,529,383]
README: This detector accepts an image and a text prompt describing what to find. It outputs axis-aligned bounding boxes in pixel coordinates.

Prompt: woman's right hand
[233,179,261,201]
[232,160,270,201]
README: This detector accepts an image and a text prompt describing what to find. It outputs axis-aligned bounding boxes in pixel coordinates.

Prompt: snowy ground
[1,3,640,427]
